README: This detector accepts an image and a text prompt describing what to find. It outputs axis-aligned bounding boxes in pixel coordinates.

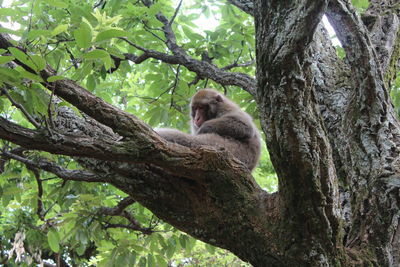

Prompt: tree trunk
[0,0,399,266]
[255,0,400,265]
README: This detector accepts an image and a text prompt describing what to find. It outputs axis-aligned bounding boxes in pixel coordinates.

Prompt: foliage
[391,72,400,116]
[351,0,369,12]
[0,0,274,265]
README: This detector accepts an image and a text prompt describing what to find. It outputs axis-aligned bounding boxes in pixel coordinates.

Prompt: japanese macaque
[157,89,261,171]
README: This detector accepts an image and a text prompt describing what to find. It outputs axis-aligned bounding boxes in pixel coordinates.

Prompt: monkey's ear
[216,95,223,102]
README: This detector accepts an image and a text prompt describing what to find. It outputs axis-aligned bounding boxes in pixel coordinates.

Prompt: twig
[2,151,104,182]
[169,0,183,26]
[27,0,36,34]
[105,223,153,234]
[221,59,255,70]
[46,83,56,131]
[143,23,165,43]
[101,197,136,215]
[188,75,202,86]
[32,168,45,220]
[100,197,154,234]
[170,65,181,108]
[1,86,41,128]
[65,46,79,69]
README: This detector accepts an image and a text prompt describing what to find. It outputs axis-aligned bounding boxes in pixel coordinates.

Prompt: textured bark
[254,1,345,265]
[0,0,400,266]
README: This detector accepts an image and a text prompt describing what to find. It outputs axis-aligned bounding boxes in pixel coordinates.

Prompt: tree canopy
[0,0,399,266]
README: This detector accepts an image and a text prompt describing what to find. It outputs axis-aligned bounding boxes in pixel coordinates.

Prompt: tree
[0,0,399,266]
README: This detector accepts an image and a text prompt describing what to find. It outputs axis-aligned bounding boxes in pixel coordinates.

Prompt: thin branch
[143,23,165,43]
[170,65,181,108]
[27,0,35,33]
[188,75,201,86]
[65,46,79,69]
[1,86,41,128]
[100,197,154,234]
[169,0,183,26]
[100,197,135,216]
[2,150,105,183]
[32,168,45,220]
[221,59,255,71]
[104,223,153,234]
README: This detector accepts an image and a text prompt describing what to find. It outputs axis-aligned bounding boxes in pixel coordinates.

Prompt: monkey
[157,89,261,171]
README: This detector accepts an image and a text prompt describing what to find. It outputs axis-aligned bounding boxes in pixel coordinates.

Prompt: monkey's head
[190,89,234,132]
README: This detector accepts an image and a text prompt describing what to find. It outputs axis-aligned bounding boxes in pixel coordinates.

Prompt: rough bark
[254,1,345,265]
[0,0,399,266]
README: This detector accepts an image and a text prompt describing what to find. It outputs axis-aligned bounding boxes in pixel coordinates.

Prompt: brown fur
[157,89,261,171]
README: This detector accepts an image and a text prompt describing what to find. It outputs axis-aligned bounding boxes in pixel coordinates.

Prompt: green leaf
[28,30,52,39]
[30,55,46,71]
[336,46,345,59]
[51,24,69,36]
[156,255,168,267]
[47,0,69,8]
[76,245,85,256]
[83,49,109,60]
[103,54,113,70]
[0,56,14,64]
[205,243,216,254]
[47,75,64,82]
[0,67,20,83]
[0,8,17,16]
[74,22,92,49]
[95,29,128,42]
[351,0,369,10]
[138,256,146,267]
[8,47,37,72]
[165,238,176,259]
[86,74,96,91]
[15,67,43,82]
[47,230,60,253]
[147,254,156,267]
[72,62,92,81]
[179,234,187,249]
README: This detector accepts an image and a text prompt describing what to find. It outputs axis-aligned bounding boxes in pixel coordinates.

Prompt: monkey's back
[194,131,260,171]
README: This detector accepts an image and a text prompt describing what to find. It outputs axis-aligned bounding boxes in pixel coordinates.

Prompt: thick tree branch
[254,0,344,264]
[326,0,389,117]
[255,0,327,70]
[0,99,283,264]
[0,116,217,179]
[45,94,282,266]
[362,0,400,86]
[325,1,400,264]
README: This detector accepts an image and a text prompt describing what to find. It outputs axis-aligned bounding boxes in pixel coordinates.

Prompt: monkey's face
[190,90,223,131]
[191,105,207,128]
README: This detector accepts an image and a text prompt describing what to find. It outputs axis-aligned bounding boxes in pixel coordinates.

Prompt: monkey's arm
[157,129,198,147]
[197,113,254,140]
[157,128,228,147]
